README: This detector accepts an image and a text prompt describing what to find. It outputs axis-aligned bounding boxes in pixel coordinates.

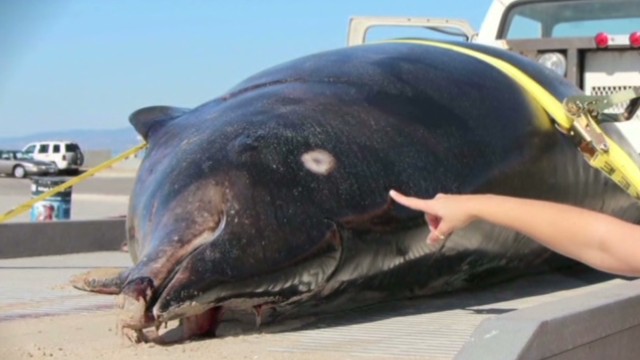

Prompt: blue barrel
[30,177,72,222]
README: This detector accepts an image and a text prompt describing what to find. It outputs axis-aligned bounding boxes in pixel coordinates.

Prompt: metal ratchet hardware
[562,87,640,161]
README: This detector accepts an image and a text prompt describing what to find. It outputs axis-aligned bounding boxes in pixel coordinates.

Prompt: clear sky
[1,0,491,137]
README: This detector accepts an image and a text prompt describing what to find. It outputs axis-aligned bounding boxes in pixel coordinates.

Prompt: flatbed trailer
[1,224,639,360]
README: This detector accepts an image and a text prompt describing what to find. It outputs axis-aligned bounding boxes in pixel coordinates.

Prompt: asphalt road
[0,174,135,223]
[0,176,135,196]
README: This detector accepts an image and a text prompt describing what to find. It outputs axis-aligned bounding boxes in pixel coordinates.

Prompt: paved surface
[0,252,130,322]
[0,173,135,223]
[0,251,629,359]
[0,176,135,197]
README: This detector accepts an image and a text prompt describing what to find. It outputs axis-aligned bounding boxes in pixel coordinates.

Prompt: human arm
[389,190,640,277]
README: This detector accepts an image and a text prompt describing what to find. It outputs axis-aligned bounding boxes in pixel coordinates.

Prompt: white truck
[347,0,640,123]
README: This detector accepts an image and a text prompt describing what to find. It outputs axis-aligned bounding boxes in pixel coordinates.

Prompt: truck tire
[76,151,84,167]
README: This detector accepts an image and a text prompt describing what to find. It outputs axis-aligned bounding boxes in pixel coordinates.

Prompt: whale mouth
[116,214,227,340]
[116,258,226,344]
[117,221,343,344]
[116,258,225,343]
[118,302,224,344]
[118,254,343,344]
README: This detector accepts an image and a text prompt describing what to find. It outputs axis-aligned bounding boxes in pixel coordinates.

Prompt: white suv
[22,141,85,175]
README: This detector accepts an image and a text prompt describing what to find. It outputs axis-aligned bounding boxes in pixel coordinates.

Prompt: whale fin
[129,106,191,141]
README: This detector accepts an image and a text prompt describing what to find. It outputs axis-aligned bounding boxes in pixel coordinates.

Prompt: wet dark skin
[71,40,640,343]
[390,190,640,277]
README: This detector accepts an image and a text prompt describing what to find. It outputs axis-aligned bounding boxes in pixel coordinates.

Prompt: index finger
[389,190,433,213]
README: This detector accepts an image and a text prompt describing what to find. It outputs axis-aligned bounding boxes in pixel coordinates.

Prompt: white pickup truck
[347,0,640,122]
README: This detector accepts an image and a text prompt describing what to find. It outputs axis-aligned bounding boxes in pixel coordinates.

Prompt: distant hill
[0,127,142,156]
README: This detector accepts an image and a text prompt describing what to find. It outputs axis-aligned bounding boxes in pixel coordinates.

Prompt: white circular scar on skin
[301,149,336,175]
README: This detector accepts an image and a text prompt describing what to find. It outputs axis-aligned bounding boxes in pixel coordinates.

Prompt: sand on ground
[0,310,381,360]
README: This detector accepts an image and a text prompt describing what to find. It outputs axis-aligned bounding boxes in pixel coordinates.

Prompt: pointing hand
[389,190,478,246]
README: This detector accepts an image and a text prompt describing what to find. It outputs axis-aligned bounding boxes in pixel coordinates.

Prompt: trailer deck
[0,251,630,359]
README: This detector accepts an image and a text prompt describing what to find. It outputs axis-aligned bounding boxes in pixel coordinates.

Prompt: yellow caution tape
[386,39,640,200]
[0,143,148,224]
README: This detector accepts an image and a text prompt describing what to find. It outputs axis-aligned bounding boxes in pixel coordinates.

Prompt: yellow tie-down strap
[385,39,640,200]
[0,143,148,224]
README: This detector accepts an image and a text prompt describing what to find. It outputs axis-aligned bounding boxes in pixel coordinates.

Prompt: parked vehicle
[346,0,640,151]
[0,150,58,178]
[347,0,640,120]
[22,141,85,175]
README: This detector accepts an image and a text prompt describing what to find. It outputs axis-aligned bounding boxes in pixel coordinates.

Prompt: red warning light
[630,32,640,48]
[595,32,610,48]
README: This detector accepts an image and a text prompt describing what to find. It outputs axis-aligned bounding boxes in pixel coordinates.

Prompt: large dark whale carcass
[74,40,640,342]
